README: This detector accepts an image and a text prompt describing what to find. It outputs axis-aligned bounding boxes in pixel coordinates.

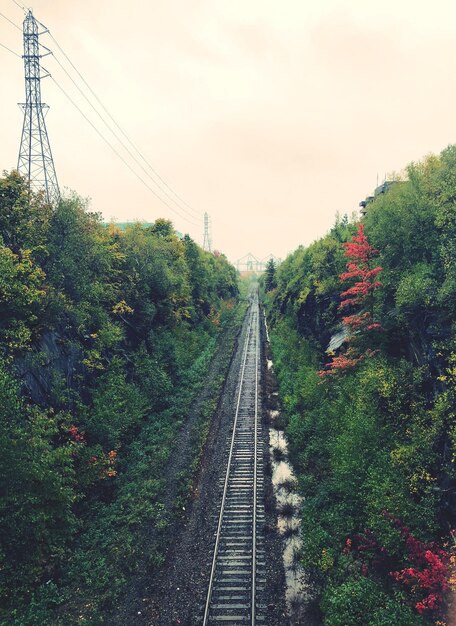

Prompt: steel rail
[251,298,259,626]
[202,291,263,625]
[202,301,255,625]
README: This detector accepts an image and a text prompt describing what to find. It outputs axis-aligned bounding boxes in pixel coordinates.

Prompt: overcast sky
[1,0,455,262]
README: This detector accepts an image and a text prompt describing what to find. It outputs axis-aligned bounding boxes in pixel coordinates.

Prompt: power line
[49,75,200,227]
[48,50,200,222]
[0,10,22,31]
[7,5,202,227]
[0,40,21,57]
[47,32,201,220]
[10,0,27,12]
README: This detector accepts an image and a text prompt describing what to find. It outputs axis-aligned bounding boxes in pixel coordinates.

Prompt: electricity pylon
[203,212,212,252]
[17,10,60,205]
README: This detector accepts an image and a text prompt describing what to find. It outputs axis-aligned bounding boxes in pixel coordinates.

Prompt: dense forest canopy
[0,170,239,624]
[264,145,456,625]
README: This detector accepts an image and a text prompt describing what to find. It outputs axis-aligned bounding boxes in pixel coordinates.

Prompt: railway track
[203,291,266,625]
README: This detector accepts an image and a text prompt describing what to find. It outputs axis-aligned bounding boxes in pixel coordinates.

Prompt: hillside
[263,145,456,625]
[0,170,240,624]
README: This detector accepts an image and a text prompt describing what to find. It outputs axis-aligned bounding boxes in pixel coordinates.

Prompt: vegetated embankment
[0,171,240,625]
[263,146,456,625]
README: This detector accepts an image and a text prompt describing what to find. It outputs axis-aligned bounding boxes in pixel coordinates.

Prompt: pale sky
[1,0,455,262]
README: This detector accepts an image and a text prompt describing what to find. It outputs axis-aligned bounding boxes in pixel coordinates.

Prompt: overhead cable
[50,75,200,227]
[10,0,27,12]
[0,40,21,57]
[0,10,22,31]
[47,31,201,219]
[6,4,202,228]
[49,50,200,222]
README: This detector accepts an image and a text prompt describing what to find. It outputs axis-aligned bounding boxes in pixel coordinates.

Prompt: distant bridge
[235,253,281,274]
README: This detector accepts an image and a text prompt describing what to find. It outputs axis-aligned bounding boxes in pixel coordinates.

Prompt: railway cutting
[202,290,267,625]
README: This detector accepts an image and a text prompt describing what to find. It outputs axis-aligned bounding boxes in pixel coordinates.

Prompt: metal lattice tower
[17,10,60,205]
[203,211,212,252]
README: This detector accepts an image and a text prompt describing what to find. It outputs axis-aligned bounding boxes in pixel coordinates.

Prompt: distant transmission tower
[203,211,212,252]
[17,10,60,205]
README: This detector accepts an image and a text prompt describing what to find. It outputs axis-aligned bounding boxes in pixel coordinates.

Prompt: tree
[264,258,277,292]
[0,362,77,600]
[0,170,52,254]
[339,222,382,328]
[0,247,46,351]
[320,223,382,375]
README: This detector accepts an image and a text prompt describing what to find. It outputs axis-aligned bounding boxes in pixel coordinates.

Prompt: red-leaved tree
[319,223,382,376]
[385,513,450,616]
[342,512,450,618]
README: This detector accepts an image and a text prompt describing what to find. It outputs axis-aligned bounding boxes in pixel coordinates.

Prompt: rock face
[326,326,349,354]
[15,330,82,405]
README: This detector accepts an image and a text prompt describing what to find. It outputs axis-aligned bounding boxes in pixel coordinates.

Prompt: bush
[322,577,423,626]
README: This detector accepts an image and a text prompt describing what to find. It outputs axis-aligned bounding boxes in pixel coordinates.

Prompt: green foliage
[264,258,277,292]
[133,345,172,410]
[265,147,456,624]
[84,358,149,449]
[0,362,77,604]
[268,215,356,346]
[0,171,240,623]
[0,169,52,253]
[47,196,117,303]
[363,150,455,359]
[322,577,422,626]
[0,247,46,350]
